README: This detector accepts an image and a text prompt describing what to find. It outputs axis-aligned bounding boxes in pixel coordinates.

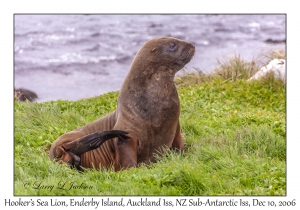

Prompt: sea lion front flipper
[58,149,82,171]
[62,130,129,156]
[171,122,184,153]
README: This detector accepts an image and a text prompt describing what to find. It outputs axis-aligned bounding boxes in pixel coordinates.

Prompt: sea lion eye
[167,43,177,51]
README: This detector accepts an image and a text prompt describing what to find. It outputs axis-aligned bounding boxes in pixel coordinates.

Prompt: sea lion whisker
[170,53,188,67]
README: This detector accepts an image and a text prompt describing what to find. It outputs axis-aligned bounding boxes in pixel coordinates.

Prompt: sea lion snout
[189,43,196,54]
[184,43,196,60]
[170,41,195,70]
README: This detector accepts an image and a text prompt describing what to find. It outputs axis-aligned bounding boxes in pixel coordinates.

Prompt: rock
[265,38,286,44]
[14,88,38,102]
[248,59,285,81]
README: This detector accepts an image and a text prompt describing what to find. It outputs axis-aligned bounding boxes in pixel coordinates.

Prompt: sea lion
[49,37,195,171]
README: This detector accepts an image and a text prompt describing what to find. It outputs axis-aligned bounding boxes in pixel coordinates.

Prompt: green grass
[14,52,286,196]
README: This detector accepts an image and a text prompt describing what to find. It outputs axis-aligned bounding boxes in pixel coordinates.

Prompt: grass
[14,50,286,196]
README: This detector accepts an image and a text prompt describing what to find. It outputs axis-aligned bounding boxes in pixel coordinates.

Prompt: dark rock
[14,88,38,102]
[265,38,286,44]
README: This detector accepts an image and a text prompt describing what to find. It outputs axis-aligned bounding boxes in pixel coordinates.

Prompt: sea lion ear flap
[62,130,129,156]
[151,47,156,52]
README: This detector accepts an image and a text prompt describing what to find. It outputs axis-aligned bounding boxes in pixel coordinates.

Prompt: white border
[2,0,299,209]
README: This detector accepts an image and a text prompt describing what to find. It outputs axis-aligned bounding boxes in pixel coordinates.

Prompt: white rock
[248,59,286,81]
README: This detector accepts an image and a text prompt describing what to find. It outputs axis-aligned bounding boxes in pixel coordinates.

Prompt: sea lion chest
[116,75,180,163]
[119,76,180,127]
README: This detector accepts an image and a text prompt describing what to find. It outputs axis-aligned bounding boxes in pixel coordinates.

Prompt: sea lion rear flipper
[62,130,129,156]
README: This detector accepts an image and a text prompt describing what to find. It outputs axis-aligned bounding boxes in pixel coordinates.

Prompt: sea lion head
[130,37,195,77]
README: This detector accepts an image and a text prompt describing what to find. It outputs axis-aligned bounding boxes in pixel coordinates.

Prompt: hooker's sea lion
[49,37,195,171]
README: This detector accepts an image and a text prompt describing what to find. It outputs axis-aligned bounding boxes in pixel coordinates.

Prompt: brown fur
[49,37,195,171]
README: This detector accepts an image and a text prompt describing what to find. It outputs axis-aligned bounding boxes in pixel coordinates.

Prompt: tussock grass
[214,54,259,80]
[257,48,286,65]
[14,49,286,196]
[175,48,286,88]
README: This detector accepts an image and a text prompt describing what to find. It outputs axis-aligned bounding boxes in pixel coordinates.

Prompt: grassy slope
[14,77,286,196]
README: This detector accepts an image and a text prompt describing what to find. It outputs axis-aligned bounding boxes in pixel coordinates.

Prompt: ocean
[14,14,286,102]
